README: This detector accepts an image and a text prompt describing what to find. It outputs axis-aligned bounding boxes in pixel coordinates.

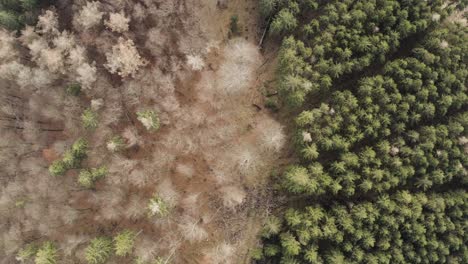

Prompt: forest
[255,0,467,263]
[0,0,467,264]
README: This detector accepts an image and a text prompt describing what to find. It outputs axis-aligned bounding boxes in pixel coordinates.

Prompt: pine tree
[35,242,58,264]
[85,237,113,264]
[82,108,98,130]
[114,230,137,257]
[78,166,108,188]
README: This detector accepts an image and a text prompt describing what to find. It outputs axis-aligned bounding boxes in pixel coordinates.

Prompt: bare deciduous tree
[186,54,205,71]
[220,186,246,209]
[205,242,235,264]
[105,12,130,33]
[178,216,208,243]
[36,10,59,35]
[75,1,103,30]
[105,37,147,78]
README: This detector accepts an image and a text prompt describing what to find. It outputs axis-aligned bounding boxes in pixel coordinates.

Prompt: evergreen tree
[35,242,58,264]
[114,230,137,257]
[85,237,113,264]
[260,4,467,263]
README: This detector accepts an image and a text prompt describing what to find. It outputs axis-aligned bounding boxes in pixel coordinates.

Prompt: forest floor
[118,0,291,263]
[139,1,291,263]
[155,1,289,263]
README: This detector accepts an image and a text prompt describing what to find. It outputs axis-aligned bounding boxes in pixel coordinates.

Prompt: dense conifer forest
[0,0,54,30]
[255,0,467,263]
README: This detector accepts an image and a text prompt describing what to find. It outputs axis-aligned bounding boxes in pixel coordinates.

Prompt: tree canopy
[0,0,51,30]
[258,1,467,263]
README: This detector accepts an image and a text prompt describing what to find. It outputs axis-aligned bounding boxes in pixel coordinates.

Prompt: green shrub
[229,15,239,36]
[259,0,278,18]
[82,108,98,130]
[147,194,170,217]
[281,165,317,195]
[85,237,113,264]
[106,136,125,152]
[48,160,67,176]
[270,9,297,35]
[153,257,164,264]
[16,243,38,262]
[65,83,81,96]
[137,110,160,131]
[35,242,58,264]
[0,0,40,30]
[114,230,136,257]
[78,170,93,188]
[78,166,107,188]
[15,198,26,208]
[279,232,301,256]
[250,247,264,260]
[48,138,88,176]
[62,150,81,168]
[0,10,21,29]
[264,244,280,257]
[261,216,282,239]
[264,97,279,111]
[20,0,38,10]
[71,138,88,159]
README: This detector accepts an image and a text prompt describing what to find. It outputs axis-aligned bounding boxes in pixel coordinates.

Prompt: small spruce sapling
[20,0,38,11]
[147,194,170,217]
[82,108,98,130]
[229,15,240,37]
[15,198,26,208]
[49,160,67,176]
[65,83,81,96]
[48,138,88,176]
[153,257,165,264]
[263,244,280,257]
[250,247,264,260]
[85,237,113,264]
[78,170,94,188]
[35,241,58,264]
[0,11,21,30]
[16,243,38,262]
[270,9,297,35]
[78,166,108,188]
[71,138,88,158]
[62,149,81,168]
[261,216,282,238]
[114,230,137,256]
[259,0,278,18]
[134,257,144,264]
[264,97,279,111]
[137,110,160,131]
[107,136,125,152]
